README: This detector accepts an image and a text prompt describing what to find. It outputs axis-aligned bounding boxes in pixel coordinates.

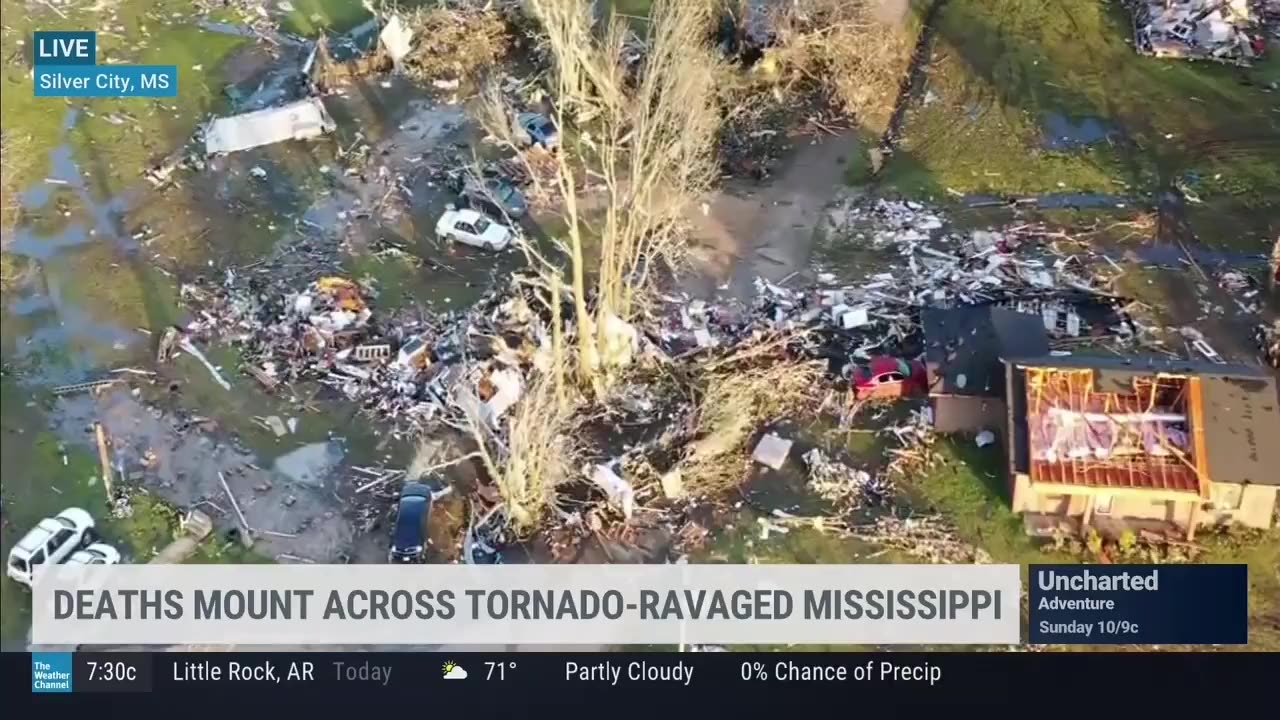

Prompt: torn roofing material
[1023,366,1201,494]
[1006,354,1280,493]
[205,97,336,155]
[922,305,1049,397]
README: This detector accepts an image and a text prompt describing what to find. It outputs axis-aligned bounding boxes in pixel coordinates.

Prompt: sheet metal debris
[205,97,336,155]
[752,433,793,470]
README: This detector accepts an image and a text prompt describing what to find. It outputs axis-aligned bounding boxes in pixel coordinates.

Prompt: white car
[435,208,514,251]
[6,508,96,587]
[65,542,122,567]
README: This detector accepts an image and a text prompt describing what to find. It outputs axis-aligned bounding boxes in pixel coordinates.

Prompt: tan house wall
[931,395,1007,434]
[1011,475,1277,531]
[1204,483,1278,529]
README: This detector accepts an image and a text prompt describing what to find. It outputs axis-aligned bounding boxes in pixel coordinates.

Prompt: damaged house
[1005,356,1280,538]
[923,305,1280,536]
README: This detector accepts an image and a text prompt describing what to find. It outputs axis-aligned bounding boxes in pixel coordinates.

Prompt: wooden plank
[1187,377,1213,499]
[53,378,119,396]
[94,423,114,503]
[217,471,255,546]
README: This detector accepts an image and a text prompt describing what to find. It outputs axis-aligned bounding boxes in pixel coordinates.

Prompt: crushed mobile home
[1006,356,1280,538]
[204,96,336,155]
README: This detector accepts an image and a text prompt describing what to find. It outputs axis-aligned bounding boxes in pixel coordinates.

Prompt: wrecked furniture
[205,97,337,155]
[149,510,215,564]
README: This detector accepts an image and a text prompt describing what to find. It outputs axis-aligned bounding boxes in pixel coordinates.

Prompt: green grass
[114,493,266,564]
[0,1,250,196]
[1201,529,1280,651]
[279,0,375,36]
[605,0,655,18]
[882,0,1280,212]
[906,438,1074,566]
[346,251,424,311]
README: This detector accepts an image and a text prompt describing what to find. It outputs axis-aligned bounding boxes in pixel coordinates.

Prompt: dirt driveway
[684,130,862,300]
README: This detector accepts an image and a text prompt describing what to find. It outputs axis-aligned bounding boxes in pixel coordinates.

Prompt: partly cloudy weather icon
[442,661,468,680]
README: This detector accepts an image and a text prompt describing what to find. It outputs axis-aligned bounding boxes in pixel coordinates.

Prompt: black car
[389,482,434,564]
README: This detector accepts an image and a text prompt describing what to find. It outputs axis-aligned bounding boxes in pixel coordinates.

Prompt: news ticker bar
[17,652,1274,700]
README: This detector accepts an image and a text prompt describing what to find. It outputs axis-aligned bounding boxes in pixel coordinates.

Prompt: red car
[850,356,928,400]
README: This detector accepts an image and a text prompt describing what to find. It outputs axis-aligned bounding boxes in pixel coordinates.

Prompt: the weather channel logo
[34,31,176,98]
[31,653,73,693]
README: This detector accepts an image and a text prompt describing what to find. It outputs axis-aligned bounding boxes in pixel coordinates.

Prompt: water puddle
[5,282,142,379]
[964,193,1133,210]
[47,390,364,563]
[1131,244,1270,269]
[1042,113,1117,151]
[274,440,346,488]
[8,110,139,261]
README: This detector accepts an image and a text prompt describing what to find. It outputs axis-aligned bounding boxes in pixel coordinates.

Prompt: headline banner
[32,564,1021,646]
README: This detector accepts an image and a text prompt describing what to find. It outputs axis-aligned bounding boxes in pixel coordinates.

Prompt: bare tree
[481,0,725,392]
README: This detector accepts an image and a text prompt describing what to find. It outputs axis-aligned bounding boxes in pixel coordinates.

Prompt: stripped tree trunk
[1271,235,1279,293]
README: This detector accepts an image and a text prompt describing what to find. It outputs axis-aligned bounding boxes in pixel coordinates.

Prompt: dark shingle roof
[923,305,1049,397]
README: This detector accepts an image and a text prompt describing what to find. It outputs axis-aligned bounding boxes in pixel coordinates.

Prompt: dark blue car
[389,482,434,564]
[517,113,559,151]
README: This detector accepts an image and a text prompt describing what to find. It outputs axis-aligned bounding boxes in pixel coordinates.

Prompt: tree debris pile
[399,3,518,82]
[675,352,826,496]
[763,0,913,127]
[847,515,994,564]
[713,0,914,178]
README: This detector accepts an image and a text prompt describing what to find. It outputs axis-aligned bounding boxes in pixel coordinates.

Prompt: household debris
[1258,321,1280,368]
[1129,0,1269,65]
[178,337,232,391]
[590,464,635,519]
[170,186,1248,563]
[801,448,891,508]
[51,378,122,396]
[204,96,337,155]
